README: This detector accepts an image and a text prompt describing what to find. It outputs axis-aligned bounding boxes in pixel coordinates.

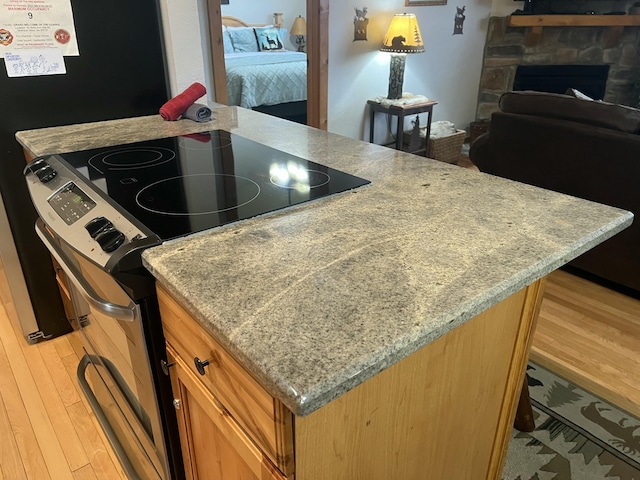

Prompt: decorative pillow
[499,91,640,134]
[254,26,284,51]
[278,28,288,44]
[227,26,259,53]
[222,28,234,54]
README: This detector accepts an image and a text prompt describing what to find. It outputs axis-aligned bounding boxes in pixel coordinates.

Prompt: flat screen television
[514,0,627,15]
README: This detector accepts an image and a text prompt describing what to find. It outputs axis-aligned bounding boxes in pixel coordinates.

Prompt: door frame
[206,0,328,130]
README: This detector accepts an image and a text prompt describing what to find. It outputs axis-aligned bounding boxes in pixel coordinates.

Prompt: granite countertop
[17,107,633,417]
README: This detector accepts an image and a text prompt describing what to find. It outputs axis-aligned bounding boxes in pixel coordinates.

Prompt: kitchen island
[17,106,632,480]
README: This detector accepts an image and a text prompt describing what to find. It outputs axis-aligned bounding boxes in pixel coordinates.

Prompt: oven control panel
[47,182,97,225]
[24,155,157,267]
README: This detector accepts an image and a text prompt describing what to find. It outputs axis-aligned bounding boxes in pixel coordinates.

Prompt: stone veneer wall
[475,17,640,119]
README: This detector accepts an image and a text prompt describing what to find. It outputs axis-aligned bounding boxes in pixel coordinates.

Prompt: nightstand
[367,97,437,155]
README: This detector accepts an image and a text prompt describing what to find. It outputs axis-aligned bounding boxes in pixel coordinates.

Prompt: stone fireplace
[475,17,640,119]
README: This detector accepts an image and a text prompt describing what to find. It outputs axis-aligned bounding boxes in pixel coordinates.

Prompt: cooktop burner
[59,130,370,241]
[269,166,330,190]
[88,147,176,171]
[136,174,261,216]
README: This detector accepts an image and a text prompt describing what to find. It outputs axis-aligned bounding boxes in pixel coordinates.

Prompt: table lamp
[380,13,425,100]
[290,15,307,52]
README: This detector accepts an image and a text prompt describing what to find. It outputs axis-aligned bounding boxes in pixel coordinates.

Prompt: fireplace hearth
[476,17,640,119]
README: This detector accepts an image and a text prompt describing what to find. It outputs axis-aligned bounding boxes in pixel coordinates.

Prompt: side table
[367,98,438,155]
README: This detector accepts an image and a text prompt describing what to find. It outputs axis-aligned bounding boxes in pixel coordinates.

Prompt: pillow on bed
[254,26,285,51]
[222,28,234,54]
[227,26,259,52]
[278,28,288,43]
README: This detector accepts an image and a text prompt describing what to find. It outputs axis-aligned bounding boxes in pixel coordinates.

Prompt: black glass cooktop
[59,130,370,241]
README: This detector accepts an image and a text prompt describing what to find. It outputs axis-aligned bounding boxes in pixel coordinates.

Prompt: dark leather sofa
[470,91,640,295]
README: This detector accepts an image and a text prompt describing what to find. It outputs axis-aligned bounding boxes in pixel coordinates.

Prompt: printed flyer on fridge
[0,0,79,56]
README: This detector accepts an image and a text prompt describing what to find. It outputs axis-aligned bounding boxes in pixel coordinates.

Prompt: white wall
[328,1,493,141]
[492,0,520,16]
[158,0,211,97]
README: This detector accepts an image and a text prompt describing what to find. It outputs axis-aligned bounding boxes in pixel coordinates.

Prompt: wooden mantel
[508,14,640,46]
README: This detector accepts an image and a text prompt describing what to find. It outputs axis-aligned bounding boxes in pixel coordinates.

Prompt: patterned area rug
[503,362,640,480]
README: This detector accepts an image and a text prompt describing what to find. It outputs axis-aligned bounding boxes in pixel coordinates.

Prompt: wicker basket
[427,129,466,164]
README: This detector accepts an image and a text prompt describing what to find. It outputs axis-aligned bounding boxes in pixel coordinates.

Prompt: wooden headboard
[221,16,267,28]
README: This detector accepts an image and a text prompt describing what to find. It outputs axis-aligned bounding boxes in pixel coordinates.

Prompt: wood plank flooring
[531,269,640,418]
[0,258,127,480]
[1,253,638,478]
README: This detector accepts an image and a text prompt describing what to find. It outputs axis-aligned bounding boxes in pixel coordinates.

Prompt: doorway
[206,0,328,130]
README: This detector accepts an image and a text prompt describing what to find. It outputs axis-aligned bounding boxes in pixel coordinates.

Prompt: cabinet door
[158,284,295,477]
[167,347,286,480]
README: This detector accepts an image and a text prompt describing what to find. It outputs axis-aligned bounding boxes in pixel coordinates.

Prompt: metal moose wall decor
[354,6,369,41]
[453,6,466,34]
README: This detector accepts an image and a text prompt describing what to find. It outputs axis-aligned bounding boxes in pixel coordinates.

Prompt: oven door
[36,220,168,480]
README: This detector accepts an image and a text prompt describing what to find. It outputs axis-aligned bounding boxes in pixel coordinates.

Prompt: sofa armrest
[468,131,490,171]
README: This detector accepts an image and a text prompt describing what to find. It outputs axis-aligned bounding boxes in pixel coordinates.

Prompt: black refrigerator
[0,1,170,340]
[1,3,187,479]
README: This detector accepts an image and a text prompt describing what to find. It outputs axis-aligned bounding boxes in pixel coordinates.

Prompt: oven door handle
[36,219,140,322]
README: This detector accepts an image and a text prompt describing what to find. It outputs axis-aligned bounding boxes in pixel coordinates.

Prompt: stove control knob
[36,165,57,183]
[25,160,57,183]
[25,159,48,174]
[95,227,126,253]
[85,217,113,239]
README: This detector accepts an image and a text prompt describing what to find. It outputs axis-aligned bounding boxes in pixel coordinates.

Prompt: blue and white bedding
[225,51,307,109]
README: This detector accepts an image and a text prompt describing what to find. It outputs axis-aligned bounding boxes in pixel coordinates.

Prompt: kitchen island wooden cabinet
[158,278,545,480]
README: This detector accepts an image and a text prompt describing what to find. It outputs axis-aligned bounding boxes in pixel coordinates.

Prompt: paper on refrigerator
[0,0,79,56]
[4,48,65,77]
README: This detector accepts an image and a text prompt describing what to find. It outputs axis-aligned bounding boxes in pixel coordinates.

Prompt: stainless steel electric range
[23,130,370,479]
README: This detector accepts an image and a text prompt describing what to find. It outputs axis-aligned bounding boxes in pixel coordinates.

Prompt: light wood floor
[1,255,639,479]
[0,258,127,480]
[531,269,640,418]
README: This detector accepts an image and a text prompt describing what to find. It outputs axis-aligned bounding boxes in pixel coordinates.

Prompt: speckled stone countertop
[17,107,633,417]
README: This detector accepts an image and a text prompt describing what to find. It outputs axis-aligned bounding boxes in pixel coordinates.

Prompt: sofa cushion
[499,91,640,134]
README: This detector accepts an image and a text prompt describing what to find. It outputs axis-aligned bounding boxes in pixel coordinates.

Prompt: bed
[222,16,307,122]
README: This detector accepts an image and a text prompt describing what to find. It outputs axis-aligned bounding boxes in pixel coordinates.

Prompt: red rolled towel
[159,82,207,121]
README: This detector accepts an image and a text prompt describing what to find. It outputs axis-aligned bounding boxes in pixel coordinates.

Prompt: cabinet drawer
[157,285,294,477]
